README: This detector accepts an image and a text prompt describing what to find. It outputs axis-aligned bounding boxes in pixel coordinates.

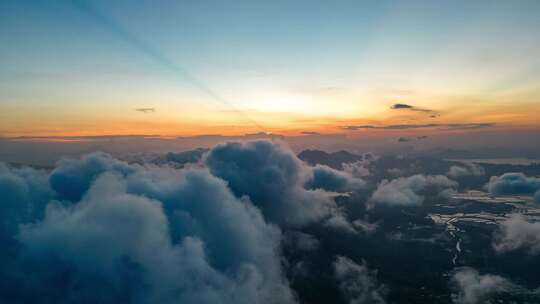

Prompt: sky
[1,0,540,138]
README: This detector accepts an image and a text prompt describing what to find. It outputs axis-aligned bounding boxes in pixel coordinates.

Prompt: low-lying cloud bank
[451,267,510,304]
[2,155,294,303]
[0,140,372,303]
[447,164,484,178]
[493,214,540,255]
[369,174,457,207]
[333,256,386,304]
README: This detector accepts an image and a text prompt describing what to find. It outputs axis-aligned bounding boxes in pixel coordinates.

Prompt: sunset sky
[1,0,540,137]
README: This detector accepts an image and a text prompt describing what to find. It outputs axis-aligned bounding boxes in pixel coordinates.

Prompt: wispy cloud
[135,108,156,113]
[342,125,378,130]
[390,103,433,113]
[342,123,495,131]
[390,103,414,110]
[397,135,429,142]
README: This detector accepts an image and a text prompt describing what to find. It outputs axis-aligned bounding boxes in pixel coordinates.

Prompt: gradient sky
[1,0,540,137]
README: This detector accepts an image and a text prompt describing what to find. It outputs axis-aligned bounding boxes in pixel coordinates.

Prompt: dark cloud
[487,173,540,196]
[297,149,367,170]
[341,123,495,131]
[441,123,496,130]
[306,165,366,193]
[283,231,320,252]
[369,175,457,207]
[0,140,393,303]
[451,267,510,304]
[135,108,156,113]
[0,152,296,303]
[205,140,362,227]
[9,139,533,303]
[341,125,377,131]
[390,103,433,113]
[49,152,135,202]
[333,256,386,304]
[0,164,52,234]
[397,137,411,142]
[397,136,429,143]
[493,214,540,255]
[390,103,414,109]
[301,131,322,136]
[163,148,208,166]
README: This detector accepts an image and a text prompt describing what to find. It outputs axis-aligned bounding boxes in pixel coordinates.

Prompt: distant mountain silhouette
[297,149,364,169]
[143,148,209,167]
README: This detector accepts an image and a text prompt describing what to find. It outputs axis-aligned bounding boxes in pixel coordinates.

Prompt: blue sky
[1,0,540,136]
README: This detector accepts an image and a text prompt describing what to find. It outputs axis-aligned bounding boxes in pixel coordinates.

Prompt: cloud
[369,175,457,207]
[283,231,320,252]
[1,153,296,303]
[297,149,368,170]
[163,148,208,166]
[205,140,353,227]
[301,131,321,135]
[49,152,135,202]
[333,256,386,304]
[0,141,387,303]
[397,136,430,143]
[397,137,411,142]
[535,190,540,204]
[135,108,156,113]
[451,267,510,304]
[390,103,414,109]
[387,168,403,177]
[487,173,540,196]
[341,123,495,131]
[343,161,371,178]
[324,214,358,234]
[0,164,53,234]
[390,103,432,113]
[448,166,472,178]
[493,213,540,255]
[352,218,378,234]
[447,164,484,178]
[341,125,377,130]
[306,165,366,193]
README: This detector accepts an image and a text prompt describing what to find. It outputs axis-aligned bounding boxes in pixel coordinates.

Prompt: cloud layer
[333,256,386,304]
[1,140,378,303]
[205,141,363,227]
[369,175,457,207]
[447,164,484,178]
[487,173,540,196]
[390,103,433,113]
[493,214,540,255]
[451,267,510,304]
[5,139,538,303]
[342,123,495,131]
[1,148,298,303]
